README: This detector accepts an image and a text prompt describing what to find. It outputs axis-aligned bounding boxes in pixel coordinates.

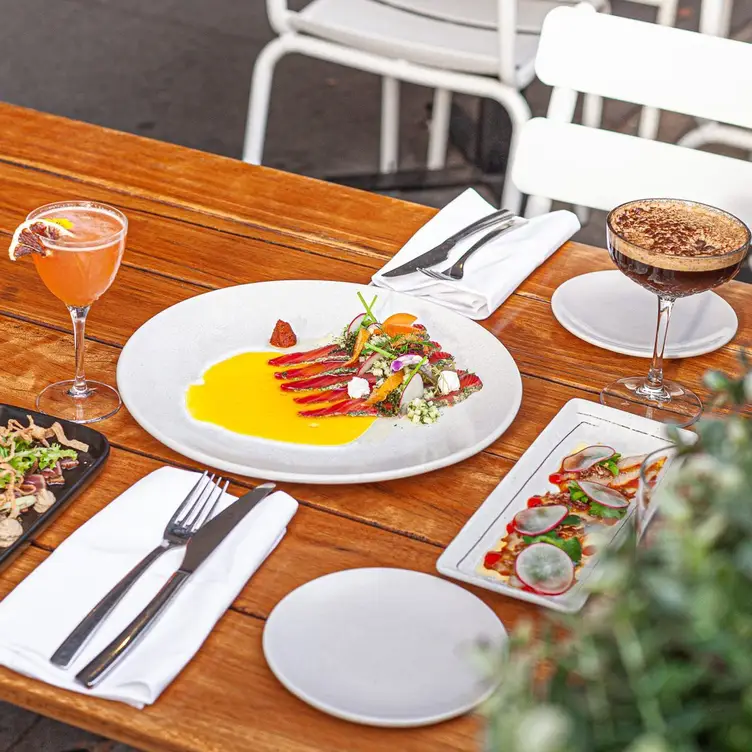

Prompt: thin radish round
[347,313,367,335]
[399,375,424,412]
[578,480,629,509]
[357,353,379,377]
[562,445,615,472]
[513,504,568,536]
[515,543,574,595]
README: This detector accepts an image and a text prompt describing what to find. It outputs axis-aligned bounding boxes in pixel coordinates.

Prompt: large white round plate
[263,568,506,727]
[117,280,522,484]
[552,270,738,358]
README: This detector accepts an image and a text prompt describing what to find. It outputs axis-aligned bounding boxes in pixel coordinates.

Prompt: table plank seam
[0,309,123,350]
[0,156,394,262]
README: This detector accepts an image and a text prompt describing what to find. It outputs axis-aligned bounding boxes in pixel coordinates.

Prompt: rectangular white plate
[436,399,694,613]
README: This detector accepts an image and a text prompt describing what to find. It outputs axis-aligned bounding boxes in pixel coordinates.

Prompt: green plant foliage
[485,359,752,752]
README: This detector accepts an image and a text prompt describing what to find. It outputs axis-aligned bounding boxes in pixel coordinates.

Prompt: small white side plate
[552,270,738,358]
[437,399,695,613]
[263,568,506,727]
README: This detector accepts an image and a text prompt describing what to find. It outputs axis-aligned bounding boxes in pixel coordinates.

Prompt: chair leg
[576,94,604,224]
[242,37,289,164]
[493,88,532,214]
[638,107,661,140]
[380,76,400,174]
[427,88,452,170]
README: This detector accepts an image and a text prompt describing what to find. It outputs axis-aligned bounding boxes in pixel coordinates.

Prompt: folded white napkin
[0,467,297,708]
[373,189,580,319]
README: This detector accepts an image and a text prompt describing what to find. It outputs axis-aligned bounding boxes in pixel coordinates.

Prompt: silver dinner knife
[75,482,276,689]
[381,209,515,278]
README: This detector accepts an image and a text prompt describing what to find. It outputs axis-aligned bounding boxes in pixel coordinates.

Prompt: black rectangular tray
[0,403,110,573]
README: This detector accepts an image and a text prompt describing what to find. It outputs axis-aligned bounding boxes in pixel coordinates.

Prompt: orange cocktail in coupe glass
[25,201,127,423]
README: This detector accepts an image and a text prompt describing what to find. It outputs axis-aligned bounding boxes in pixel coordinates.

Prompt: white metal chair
[510,5,752,228]
[243,0,676,214]
[677,0,752,156]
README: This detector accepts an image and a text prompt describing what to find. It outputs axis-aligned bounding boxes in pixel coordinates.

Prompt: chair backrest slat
[513,119,752,227]
[511,6,752,223]
[536,6,752,130]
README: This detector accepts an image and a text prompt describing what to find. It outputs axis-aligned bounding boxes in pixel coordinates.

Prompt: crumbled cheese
[406,398,441,425]
[347,377,371,399]
[438,370,460,395]
[369,357,389,378]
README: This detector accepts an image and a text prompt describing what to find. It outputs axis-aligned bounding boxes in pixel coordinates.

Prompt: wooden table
[0,103,748,752]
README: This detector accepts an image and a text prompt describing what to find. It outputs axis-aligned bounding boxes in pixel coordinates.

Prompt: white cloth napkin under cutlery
[373,189,581,319]
[0,466,298,707]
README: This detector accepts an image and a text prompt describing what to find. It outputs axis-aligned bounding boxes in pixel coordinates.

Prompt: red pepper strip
[268,344,347,366]
[275,362,357,381]
[280,374,353,392]
[293,388,348,404]
[298,399,378,418]
[428,351,454,363]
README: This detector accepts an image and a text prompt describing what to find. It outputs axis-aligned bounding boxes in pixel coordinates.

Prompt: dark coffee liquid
[608,243,744,298]
[608,199,749,298]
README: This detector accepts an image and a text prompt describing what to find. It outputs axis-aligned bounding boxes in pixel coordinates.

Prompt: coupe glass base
[36,380,121,424]
[600,376,702,427]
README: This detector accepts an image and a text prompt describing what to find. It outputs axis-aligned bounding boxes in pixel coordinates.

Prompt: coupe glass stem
[68,305,91,397]
[642,295,675,398]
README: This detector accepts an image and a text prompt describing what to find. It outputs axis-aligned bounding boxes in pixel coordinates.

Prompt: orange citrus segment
[8,219,74,261]
[382,313,419,337]
[345,327,371,365]
[367,371,404,404]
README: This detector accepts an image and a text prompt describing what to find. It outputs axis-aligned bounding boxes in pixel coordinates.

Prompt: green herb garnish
[357,292,379,326]
[568,481,588,503]
[522,532,582,563]
[588,502,625,519]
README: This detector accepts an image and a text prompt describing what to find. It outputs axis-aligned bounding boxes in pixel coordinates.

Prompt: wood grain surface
[0,104,748,752]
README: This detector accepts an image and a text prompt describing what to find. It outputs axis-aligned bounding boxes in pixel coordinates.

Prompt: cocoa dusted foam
[608,199,749,272]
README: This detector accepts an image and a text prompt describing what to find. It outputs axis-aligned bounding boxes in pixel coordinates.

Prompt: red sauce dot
[527,496,543,508]
[484,551,502,568]
[583,545,597,556]
[506,522,516,535]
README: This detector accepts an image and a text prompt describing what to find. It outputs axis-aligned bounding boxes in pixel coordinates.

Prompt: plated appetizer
[269,294,483,424]
[0,416,88,547]
[479,445,665,595]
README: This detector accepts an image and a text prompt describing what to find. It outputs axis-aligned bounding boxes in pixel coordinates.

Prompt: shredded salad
[0,416,88,547]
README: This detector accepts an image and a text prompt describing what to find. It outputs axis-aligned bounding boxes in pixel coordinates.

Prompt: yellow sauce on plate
[186,351,375,445]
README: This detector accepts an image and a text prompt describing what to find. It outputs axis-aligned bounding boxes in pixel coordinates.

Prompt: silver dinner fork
[419,216,529,281]
[50,471,229,669]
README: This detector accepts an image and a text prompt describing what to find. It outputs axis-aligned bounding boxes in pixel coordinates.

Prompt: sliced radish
[513,504,568,536]
[399,375,424,412]
[515,543,574,595]
[357,353,379,377]
[617,454,647,471]
[347,313,367,335]
[578,480,629,509]
[561,445,615,472]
